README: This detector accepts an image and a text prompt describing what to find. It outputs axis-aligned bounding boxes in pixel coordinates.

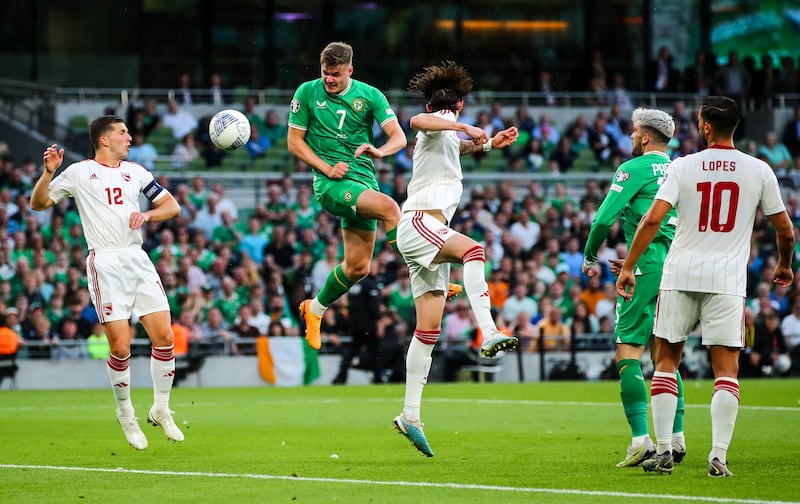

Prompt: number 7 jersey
[656,145,785,296]
[47,159,166,250]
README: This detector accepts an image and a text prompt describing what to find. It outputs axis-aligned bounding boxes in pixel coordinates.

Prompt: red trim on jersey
[411,211,445,248]
[88,251,105,323]
[91,158,123,168]
[705,144,737,150]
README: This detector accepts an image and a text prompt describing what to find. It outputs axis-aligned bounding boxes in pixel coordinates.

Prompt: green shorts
[615,270,662,347]
[313,174,378,231]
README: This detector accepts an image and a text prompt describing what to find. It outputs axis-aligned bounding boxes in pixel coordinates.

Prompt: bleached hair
[631,107,675,142]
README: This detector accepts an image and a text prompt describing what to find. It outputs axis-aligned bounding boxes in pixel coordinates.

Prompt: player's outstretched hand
[324,161,349,179]
[492,127,519,149]
[42,144,64,174]
[608,259,624,276]
[616,269,635,301]
[355,143,384,159]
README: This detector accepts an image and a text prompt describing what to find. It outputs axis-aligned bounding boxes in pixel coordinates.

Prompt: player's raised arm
[355,118,407,159]
[31,143,64,210]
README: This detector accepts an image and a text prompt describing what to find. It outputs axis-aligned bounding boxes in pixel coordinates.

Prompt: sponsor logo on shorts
[290,99,300,113]
[352,98,364,111]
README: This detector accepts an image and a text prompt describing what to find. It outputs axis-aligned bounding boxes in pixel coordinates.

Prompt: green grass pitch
[2,380,799,503]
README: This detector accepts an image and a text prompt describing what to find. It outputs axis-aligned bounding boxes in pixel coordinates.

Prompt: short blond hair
[320,42,353,68]
[631,107,675,144]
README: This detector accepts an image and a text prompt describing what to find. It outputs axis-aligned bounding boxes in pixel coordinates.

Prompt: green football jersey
[288,78,396,181]
[584,151,676,274]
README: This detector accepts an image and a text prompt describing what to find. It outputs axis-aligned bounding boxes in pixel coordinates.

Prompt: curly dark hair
[407,61,473,113]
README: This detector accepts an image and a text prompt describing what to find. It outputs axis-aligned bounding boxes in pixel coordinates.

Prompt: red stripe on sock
[461,245,485,264]
[151,346,175,362]
[414,329,440,345]
[107,354,130,371]
[651,375,679,397]
[714,378,740,401]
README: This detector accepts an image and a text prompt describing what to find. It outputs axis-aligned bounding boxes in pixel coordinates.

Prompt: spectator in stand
[532,305,570,352]
[200,307,238,355]
[174,71,195,105]
[127,133,158,171]
[781,106,800,158]
[537,70,557,106]
[441,300,478,382]
[262,183,288,225]
[191,193,223,240]
[207,72,226,106]
[647,45,680,93]
[239,215,268,265]
[141,99,161,138]
[781,296,800,376]
[171,133,200,168]
[714,50,751,111]
[161,99,198,140]
[244,122,272,159]
[231,305,260,350]
[579,275,605,315]
[751,54,777,110]
[263,109,288,145]
[263,225,295,274]
[570,300,599,335]
[508,207,540,252]
[757,131,792,173]
[52,317,87,360]
[311,241,339,296]
[742,309,791,377]
[524,138,546,172]
[588,113,616,165]
[243,96,266,137]
[86,321,111,359]
[266,292,298,336]
[503,283,538,324]
[210,183,238,222]
[683,50,711,95]
[607,72,633,112]
[549,136,578,173]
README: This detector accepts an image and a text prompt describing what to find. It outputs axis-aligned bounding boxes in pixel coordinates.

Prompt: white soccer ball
[209,109,251,150]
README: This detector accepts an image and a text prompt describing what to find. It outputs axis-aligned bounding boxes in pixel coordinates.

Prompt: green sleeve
[288,82,311,130]
[583,171,643,262]
[368,86,396,127]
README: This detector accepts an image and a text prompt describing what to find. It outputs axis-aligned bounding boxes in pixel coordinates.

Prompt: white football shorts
[86,247,170,323]
[396,211,457,299]
[654,289,745,348]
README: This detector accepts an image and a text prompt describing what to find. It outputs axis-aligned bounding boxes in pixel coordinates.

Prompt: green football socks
[673,370,685,434]
[386,227,399,254]
[618,359,649,438]
[317,264,355,307]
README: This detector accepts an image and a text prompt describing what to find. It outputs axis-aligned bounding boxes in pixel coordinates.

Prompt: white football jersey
[48,159,167,250]
[657,146,785,296]
[402,110,464,223]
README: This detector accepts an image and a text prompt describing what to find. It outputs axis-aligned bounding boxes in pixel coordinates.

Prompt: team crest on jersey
[344,191,353,202]
[121,172,131,182]
[615,171,630,182]
[103,303,113,317]
[290,99,300,113]
[351,98,365,112]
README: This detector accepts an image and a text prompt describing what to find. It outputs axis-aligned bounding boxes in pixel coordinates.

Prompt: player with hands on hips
[33,116,184,450]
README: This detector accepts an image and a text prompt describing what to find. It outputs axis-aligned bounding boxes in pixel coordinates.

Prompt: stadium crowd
[2,83,800,382]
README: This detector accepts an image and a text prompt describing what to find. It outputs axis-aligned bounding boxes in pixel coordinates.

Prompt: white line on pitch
[0,397,798,413]
[0,464,796,504]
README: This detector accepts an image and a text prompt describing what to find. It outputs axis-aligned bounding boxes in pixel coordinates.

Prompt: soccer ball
[209,109,251,150]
